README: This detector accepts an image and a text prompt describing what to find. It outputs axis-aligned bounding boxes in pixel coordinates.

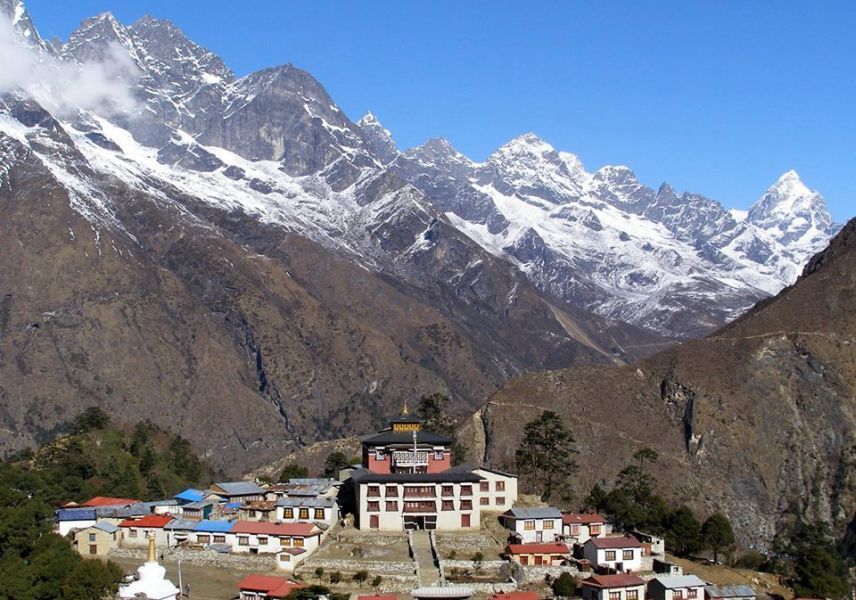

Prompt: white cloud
[0,13,140,117]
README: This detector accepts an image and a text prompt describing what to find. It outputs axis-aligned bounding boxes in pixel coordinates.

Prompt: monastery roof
[351,468,482,484]
[361,430,453,446]
[582,574,647,588]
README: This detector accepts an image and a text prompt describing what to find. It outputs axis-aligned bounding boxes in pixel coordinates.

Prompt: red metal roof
[230,521,319,536]
[589,534,642,549]
[506,543,568,555]
[118,515,173,528]
[238,575,306,597]
[563,512,607,525]
[583,574,647,588]
[81,496,140,507]
[490,593,540,600]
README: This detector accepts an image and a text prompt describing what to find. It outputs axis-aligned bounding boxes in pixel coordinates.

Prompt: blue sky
[24,1,855,221]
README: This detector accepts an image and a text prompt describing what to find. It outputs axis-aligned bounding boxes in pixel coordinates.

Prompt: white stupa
[118,534,180,600]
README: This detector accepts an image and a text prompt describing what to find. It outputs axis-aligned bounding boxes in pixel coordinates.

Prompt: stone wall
[517,565,581,583]
[109,546,275,571]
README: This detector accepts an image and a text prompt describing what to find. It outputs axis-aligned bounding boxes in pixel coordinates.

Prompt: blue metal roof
[175,488,207,502]
[225,502,242,509]
[194,520,235,533]
[55,508,97,521]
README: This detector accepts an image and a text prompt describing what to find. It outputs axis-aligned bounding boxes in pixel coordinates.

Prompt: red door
[461,514,471,528]
[369,515,379,529]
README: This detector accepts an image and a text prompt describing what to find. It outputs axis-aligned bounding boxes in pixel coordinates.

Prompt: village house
[210,481,266,503]
[502,507,563,543]
[55,496,143,535]
[180,499,215,520]
[562,513,611,544]
[276,495,337,528]
[265,478,339,502]
[239,500,278,522]
[582,535,644,572]
[228,522,322,569]
[192,520,234,547]
[237,574,306,600]
[704,585,756,600]
[143,499,182,516]
[163,519,199,547]
[55,507,98,536]
[581,574,647,600]
[349,408,516,531]
[70,521,122,556]
[632,530,666,557]
[505,542,569,566]
[648,575,707,600]
[118,514,173,549]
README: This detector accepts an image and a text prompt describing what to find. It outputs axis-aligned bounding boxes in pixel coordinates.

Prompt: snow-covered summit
[357,111,398,164]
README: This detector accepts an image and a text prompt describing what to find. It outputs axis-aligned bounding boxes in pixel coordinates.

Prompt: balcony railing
[403,490,436,498]
[393,451,429,466]
[402,502,436,513]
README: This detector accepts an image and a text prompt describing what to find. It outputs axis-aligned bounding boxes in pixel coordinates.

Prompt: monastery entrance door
[404,515,438,530]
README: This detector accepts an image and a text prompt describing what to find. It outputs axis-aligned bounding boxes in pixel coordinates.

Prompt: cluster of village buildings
[55,410,758,600]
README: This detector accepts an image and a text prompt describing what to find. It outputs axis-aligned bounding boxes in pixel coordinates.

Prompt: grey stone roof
[276,496,335,508]
[504,507,563,520]
[92,521,119,533]
[652,575,706,589]
[705,585,755,598]
[212,481,265,496]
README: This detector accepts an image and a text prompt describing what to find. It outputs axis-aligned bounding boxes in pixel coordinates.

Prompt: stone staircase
[411,530,441,586]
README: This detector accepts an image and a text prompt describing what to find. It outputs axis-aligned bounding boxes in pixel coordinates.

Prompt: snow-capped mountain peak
[0,0,46,49]
[357,110,398,163]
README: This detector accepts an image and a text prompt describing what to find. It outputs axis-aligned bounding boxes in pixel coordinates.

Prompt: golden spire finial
[147,533,156,563]
[402,398,409,416]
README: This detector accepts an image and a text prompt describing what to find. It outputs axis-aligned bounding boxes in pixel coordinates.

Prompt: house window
[299,508,310,519]
[214,535,225,543]
[237,536,248,546]
[520,556,529,566]
[627,590,639,600]
[367,486,381,497]
[404,486,435,498]
[544,520,555,530]
[609,592,621,600]
[461,514,471,528]
[480,481,489,492]
[258,537,268,545]
[495,481,505,491]
[284,508,294,519]
[386,501,398,512]
[524,520,535,531]
[480,497,490,506]
[688,590,698,599]
[674,592,684,600]
[294,538,304,547]
[496,497,505,505]
[129,529,137,538]
[197,535,211,544]
[367,501,380,512]
[590,525,601,535]
[314,508,325,520]
[441,500,454,511]
[282,538,293,546]
[250,510,257,518]
[376,449,386,460]
[369,515,379,529]
[570,525,580,535]
[385,486,398,497]
[605,550,616,561]
[441,485,453,497]
[88,533,96,542]
[434,450,444,460]
[461,499,472,510]
[623,549,633,560]
[460,485,472,497]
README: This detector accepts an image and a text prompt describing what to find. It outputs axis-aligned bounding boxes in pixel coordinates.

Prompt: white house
[55,508,98,536]
[648,575,707,600]
[118,515,174,549]
[581,574,647,600]
[227,522,323,570]
[502,507,563,543]
[582,535,644,572]
[562,512,611,544]
[276,496,337,529]
[470,466,518,512]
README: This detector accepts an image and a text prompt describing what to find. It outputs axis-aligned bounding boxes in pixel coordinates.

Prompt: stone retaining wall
[109,546,275,571]
[517,565,581,583]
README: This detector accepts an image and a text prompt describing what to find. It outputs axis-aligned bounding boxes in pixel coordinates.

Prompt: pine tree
[515,410,578,500]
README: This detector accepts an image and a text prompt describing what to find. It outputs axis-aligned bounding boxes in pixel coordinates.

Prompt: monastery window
[386,501,398,512]
[623,549,633,560]
[197,535,210,544]
[434,450,444,460]
[367,486,381,497]
[284,508,294,519]
[441,500,454,511]
[460,485,472,497]
[524,520,535,531]
[495,481,505,491]
[375,449,386,460]
[314,509,325,520]
[544,520,555,530]
[496,497,505,505]
[461,499,472,510]
[480,497,489,506]
[627,591,639,600]
[605,550,616,561]
[239,536,249,546]
[214,535,225,543]
[609,592,621,600]
[480,481,489,492]
[367,501,380,512]
[299,508,310,519]
[385,486,398,497]
[258,537,268,545]
[441,485,454,497]
[404,486,435,498]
